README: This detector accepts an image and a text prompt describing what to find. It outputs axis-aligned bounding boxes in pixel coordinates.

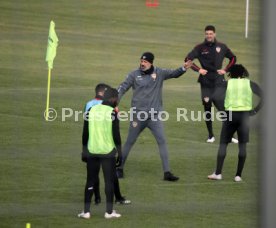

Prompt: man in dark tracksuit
[185,25,236,143]
[116,52,192,181]
[208,64,262,181]
[78,88,122,219]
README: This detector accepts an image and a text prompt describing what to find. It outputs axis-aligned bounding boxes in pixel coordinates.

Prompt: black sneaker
[164,171,179,181]
[115,197,131,205]
[116,168,124,179]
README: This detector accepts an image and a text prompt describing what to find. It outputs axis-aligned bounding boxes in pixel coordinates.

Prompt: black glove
[116,149,122,167]
[81,146,89,163]
[249,109,257,116]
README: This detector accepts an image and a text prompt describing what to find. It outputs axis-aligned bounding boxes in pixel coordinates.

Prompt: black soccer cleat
[116,168,124,179]
[164,171,179,181]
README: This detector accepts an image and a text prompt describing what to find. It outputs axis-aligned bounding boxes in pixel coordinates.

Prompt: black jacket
[185,39,236,82]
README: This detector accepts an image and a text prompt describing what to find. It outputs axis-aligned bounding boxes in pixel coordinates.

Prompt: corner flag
[46,21,59,69]
[45,21,58,121]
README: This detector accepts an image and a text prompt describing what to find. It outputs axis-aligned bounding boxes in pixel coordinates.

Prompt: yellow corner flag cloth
[46,21,59,69]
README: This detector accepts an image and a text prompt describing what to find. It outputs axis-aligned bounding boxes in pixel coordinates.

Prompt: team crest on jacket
[216,47,221,53]
[132,121,138,128]
[151,73,157,81]
[204,97,210,103]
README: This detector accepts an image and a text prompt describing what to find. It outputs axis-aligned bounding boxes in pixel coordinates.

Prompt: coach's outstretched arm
[162,60,193,80]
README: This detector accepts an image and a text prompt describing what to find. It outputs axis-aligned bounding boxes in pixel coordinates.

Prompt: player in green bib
[78,88,123,219]
[208,64,262,182]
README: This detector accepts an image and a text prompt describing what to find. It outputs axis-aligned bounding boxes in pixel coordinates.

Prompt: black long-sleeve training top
[185,39,236,81]
[249,81,262,113]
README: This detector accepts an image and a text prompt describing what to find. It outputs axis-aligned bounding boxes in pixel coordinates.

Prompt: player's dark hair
[227,64,249,78]
[205,25,216,32]
[103,87,118,108]
[95,83,111,95]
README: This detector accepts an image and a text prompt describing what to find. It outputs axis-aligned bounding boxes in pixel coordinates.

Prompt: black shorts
[199,77,227,111]
[220,111,250,143]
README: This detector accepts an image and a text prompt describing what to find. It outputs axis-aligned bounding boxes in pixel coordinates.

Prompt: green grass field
[0,0,261,227]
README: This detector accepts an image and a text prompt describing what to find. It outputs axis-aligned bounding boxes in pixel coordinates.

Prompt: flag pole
[45,68,52,121]
[245,0,249,38]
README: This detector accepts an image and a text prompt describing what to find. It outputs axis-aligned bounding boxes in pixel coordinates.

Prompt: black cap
[140,52,154,64]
